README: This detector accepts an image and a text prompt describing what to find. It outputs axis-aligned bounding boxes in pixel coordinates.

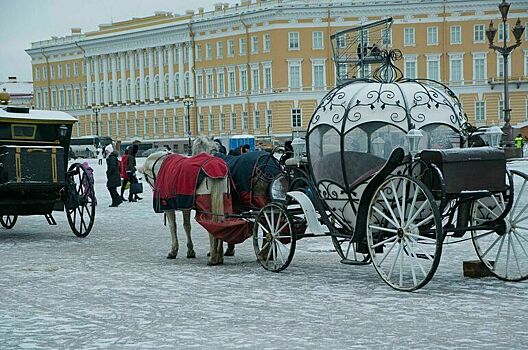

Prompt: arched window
[154,75,160,99]
[99,82,104,103]
[127,79,132,101]
[184,72,190,96]
[117,79,122,103]
[135,78,140,100]
[164,74,169,99]
[145,76,151,100]
[175,74,180,97]
[108,81,113,103]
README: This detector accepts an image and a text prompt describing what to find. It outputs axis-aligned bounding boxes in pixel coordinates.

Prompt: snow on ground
[1,158,528,349]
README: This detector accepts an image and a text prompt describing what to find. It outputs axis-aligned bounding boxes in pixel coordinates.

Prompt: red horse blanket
[153,153,251,244]
[154,153,228,211]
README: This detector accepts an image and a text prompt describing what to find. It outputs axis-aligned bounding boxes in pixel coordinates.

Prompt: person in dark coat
[214,139,227,154]
[126,144,142,202]
[106,147,122,207]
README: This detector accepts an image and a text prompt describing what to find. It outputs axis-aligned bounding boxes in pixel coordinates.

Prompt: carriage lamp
[291,137,306,162]
[485,126,504,147]
[59,124,68,138]
[372,137,385,157]
[406,129,423,156]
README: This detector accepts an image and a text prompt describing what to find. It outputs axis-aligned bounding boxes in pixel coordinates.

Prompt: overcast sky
[1,0,239,82]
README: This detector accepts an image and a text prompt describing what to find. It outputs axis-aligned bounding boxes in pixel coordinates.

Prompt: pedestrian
[126,144,142,202]
[214,139,227,154]
[97,145,103,165]
[106,144,122,207]
[120,147,130,202]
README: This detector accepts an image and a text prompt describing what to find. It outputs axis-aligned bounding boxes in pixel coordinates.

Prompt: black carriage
[0,106,96,237]
[251,50,528,291]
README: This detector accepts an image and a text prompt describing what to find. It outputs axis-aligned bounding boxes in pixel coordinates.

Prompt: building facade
[26,0,528,152]
[0,77,33,107]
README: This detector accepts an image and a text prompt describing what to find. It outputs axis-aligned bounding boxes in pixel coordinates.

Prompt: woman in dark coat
[126,144,142,202]
[106,148,122,207]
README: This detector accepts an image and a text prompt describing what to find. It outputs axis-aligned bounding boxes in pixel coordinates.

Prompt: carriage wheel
[331,235,370,265]
[65,163,96,238]
[253,203,296,272]
[366,175,443,291]
[471,170,528,281]
[0,215,17,229]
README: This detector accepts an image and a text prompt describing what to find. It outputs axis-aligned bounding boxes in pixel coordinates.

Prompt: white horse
[139,136,227,265]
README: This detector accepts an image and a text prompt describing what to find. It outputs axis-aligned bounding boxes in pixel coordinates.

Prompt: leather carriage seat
[313,151,386,191]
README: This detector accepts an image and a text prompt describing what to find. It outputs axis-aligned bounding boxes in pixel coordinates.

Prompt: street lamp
[182,96,194,155]
[485,0,525,145]
[92,105,101,136]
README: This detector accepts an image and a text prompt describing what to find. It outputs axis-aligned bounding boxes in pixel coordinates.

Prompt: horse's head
[139,150,171,188]
[192,135,217,156]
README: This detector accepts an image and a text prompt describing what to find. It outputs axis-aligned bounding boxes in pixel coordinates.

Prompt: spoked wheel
[65,163,96,238]
[471,169,528,281]
[332,235,370,265]
[0,215,17,229]
[366,175,443,291]
[253,202,296,272]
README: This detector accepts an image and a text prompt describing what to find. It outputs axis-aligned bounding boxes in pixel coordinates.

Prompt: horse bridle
[144,153,171,189]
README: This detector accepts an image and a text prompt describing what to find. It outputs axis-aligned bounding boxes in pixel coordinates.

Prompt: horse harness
[144,153,171,189]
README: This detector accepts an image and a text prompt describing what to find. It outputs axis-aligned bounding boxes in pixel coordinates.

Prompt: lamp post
[485,0,525,145]
[92,105,101,136]
[182,96,194,155]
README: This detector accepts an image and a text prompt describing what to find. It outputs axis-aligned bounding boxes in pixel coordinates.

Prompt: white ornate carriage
[251,50,528,291]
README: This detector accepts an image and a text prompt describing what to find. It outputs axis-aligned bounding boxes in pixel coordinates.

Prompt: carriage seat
[313,151,386,190]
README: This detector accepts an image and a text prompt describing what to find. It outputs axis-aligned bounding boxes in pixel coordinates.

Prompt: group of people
[214,139,250,156]
[106,144,142,207]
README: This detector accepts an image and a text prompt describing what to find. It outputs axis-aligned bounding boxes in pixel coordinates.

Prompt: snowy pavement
[1,158,528,349]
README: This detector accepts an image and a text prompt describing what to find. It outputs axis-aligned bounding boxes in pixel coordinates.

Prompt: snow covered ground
[1,158,528,349]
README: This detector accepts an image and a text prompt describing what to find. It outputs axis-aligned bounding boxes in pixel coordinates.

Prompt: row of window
[403,53,522,82]
[475,100,528,123]
[404,22,522,47]
[34,62,82,81]
[75,109,281,138]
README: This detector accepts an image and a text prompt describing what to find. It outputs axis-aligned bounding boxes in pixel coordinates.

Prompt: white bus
[70,135,112,158]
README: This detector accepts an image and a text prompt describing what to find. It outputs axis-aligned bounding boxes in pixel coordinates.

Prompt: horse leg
[217,239,224,265]
[183,209,195,258]
[165,210,178,259]
[225,242,235,256]
[208,233,218,265]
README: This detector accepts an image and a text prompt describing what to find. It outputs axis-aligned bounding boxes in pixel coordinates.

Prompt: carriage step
[340,258,370,266]
[44,213,57,225]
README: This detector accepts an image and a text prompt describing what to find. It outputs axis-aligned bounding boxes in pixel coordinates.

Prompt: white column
[157,46,165,101]
[188,42,195,97]
[86,57,93,106]
[128,50,136,102]
[102,54,109,105]
[167,44,175,100]
[148,47,155,101]
[178,44,185,97]
[111,53,118,105]
[119,52,127,103]
[138,48,145,102]
[94,56,101,106]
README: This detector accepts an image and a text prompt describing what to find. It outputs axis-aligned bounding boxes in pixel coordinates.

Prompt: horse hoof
[167,253,177,259]
[187,251,196,259]
[224,249,235,257]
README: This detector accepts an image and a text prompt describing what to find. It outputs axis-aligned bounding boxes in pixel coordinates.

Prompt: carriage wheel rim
[66,164,96,237]
[471,170,528,281]
[367,175,442,291]
[253,203,295,272]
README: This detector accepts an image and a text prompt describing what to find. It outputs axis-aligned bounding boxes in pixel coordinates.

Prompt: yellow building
[26,0,528,152]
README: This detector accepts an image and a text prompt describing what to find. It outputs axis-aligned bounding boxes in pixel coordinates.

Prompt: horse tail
[209,178,226,223]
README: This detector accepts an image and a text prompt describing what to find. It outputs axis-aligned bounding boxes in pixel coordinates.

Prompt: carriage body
[0,106,95,237]
[252,50,528,290]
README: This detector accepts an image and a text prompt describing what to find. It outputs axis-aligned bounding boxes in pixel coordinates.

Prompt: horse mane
[192,136,217,156]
